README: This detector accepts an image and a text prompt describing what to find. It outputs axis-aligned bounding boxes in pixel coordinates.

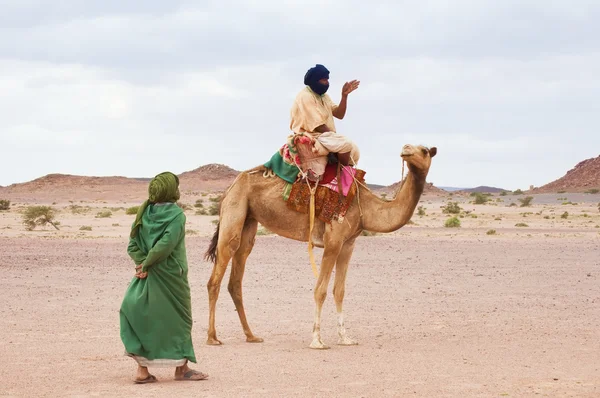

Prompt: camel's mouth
[400,152,414,158]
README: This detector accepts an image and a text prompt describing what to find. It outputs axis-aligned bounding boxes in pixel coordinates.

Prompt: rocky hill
[531,155,600,193]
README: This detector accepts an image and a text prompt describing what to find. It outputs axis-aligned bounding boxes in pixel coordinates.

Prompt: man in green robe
[120,171,208,383]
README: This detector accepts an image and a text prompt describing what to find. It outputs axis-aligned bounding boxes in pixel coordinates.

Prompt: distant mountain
[531,155,600,193]
[455,186,509,194]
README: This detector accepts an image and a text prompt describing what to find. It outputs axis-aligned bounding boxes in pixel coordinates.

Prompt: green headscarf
[130,171,181,238]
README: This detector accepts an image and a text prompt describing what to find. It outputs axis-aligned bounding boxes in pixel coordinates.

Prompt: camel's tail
[204,221,219,264]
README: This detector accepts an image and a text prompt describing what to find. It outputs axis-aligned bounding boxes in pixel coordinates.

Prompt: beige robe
[289,87,360,176]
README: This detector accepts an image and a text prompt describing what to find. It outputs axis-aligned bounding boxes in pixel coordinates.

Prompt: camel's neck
[360,170,425,233]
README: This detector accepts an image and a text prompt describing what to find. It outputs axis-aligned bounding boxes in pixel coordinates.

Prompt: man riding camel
[290,64,360,178]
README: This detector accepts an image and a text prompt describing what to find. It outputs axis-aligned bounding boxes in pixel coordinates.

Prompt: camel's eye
[421,148,428,156]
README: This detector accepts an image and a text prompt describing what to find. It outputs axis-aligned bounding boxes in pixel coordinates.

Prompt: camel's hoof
[206,337,223,345]
[337,337,359,346]
[309,340,330,350]
[246,336,264,343]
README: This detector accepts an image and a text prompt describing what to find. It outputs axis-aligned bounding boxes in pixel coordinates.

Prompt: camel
[204,144,437,349]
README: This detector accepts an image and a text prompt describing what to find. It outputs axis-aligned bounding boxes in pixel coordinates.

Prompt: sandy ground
[1,192,599,397]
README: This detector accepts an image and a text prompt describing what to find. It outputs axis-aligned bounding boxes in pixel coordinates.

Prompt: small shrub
[380,193,388,200]
[126,206,139,215]
[508,203,517,207]
[208,202,219,216]
[557,190,566,194]
[22,206,60,231]
[112,223,120,227]
[256,227,274,236]
[0,199,10,211]
[518,196,534,207]
[486,229,497,235]
[584,188,599,194]
[543,215,550,219]
[95,211,112,218]
[515,223,529,227]
[499,191,508,196]
[444,217,461,228]
[209,195,221,203]
[361,230,379,236]
[512,189,523,195]
[195,208,208,215]
[177,202,192,211]
[417,206,426,216]
[473,193,488,205]
[470,214,478,218]
[561,212,569,219]
[186,229,199,235]
[442,202,461,214]
[494,217,502,221]
[211,219,219,225]
[69,204,91,214]
[79,226,92,231]
[194,199,204,208]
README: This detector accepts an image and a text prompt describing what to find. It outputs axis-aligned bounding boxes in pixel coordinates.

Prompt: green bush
[22,206,60,231]
[69,204,91,214]
[442,202,461,214]
[444,217,461,228]
[584,188,599,194]
[256,227,274,236]
[208,202,219,216]
[515,223,529,227]
[518,196,534,207]
[361,230,379,236]
[0,199,10,211]
[561,212,569,219]
[177,202,192,211]
[512,189,523,195]
[486,229,497,235]
[95,211,112,218]
[417,206,426,216]
[126,206,139,215]
[473,193,488,205]
[499,191,508,196]
[79,226,92,231]
[194,199,204,208]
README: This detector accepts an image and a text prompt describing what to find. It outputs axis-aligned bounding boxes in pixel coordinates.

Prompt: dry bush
[22,206,59,231]
[0,199,10,211]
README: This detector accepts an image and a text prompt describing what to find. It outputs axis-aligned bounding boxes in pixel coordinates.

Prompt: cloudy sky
[1,1,598,190]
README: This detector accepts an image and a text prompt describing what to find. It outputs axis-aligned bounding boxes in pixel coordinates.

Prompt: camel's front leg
[333,239,358,346]
[310,244,341,349]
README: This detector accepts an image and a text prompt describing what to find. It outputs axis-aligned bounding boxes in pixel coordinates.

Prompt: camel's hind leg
[333,239,358,346]
[206,216,247,345]
[228,218,263,343]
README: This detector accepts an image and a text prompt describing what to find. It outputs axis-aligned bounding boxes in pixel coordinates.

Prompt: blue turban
[303,64,330,95]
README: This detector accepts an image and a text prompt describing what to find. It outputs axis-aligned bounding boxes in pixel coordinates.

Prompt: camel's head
[400,144,437,176]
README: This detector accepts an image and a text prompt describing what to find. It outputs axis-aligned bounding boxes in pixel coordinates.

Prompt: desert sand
[1,191,599,397]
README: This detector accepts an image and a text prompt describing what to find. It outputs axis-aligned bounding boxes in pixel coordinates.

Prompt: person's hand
[135,265,148,279]
[342,80,360,96]
[136,271,148,279]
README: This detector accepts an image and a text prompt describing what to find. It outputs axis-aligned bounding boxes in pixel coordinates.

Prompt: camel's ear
[429,147,437,158]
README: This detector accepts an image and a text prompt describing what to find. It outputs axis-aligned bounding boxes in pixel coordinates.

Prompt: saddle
[264,134,366,223]
[286,140,366,223]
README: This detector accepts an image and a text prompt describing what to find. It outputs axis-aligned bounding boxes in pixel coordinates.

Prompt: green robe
[120,203,197,365]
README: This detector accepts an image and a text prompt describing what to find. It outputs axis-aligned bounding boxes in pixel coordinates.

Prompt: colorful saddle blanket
[284,168,366,224]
